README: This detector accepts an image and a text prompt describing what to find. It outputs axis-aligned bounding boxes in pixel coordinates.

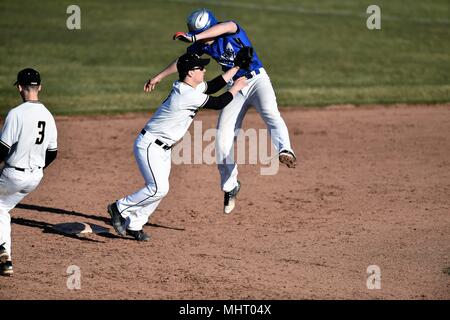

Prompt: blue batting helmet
[186,8,218,36]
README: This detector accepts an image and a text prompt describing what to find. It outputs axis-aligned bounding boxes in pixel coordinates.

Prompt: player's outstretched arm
[222,66,240,83]
[144,59,178,92]
[174,22,238,43]
[197,21,238,41]
[204,66,240,95]
[203,77,247,110]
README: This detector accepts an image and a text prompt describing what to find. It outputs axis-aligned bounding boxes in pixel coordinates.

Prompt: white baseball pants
[216,68,294,192]
[116,132,171,231]
[0,167,43,259]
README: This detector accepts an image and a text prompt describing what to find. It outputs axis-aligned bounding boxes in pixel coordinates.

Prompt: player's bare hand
[232,77,248,91]
[144,77,160,92]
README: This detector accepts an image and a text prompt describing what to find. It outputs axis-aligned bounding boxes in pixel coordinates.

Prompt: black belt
[140,129,172,151]
[6,164,41,172]
[154,139,172,151]
[233,68,261,81]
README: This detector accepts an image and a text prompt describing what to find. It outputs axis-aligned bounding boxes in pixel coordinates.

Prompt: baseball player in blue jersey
[109,53,247,241]
[144,8,297,214]
[0,68,58,276]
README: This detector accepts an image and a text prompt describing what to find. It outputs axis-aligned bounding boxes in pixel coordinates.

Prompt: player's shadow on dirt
[16,203,185,231]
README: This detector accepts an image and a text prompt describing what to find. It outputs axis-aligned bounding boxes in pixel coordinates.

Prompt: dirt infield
[0,104,449,299]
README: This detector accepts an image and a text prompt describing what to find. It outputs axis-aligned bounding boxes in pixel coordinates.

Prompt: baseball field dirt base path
[0,104,449,299]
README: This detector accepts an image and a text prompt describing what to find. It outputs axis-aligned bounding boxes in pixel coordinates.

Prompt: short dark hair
[20,84,40,92]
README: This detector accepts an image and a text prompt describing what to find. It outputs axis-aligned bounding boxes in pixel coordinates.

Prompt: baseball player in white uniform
[145,8,297,214]
[108,53,247,241]
[0,68,58,276]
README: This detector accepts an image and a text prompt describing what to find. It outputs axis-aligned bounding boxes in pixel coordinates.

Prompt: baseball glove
[234,46,253,70]
[173,32,195,43]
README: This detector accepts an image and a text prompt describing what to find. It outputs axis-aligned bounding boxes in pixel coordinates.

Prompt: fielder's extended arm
[144,59,178,92]
[204,66,240,95]
[203,77,247,110]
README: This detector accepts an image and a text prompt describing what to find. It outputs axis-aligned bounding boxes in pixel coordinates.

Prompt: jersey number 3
[35,121,46,145]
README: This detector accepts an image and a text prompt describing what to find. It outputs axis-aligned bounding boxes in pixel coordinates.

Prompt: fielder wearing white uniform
[0,68,58,276]
[146,8,297,214]
[108,53,247,241]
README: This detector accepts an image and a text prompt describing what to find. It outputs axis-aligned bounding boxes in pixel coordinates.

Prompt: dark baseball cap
[14,68,41,86]
[177,53,210,73]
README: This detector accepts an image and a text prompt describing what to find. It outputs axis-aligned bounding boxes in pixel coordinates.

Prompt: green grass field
[1,0,449,115]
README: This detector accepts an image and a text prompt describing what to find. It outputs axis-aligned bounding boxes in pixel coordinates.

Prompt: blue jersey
[187,21,263,79]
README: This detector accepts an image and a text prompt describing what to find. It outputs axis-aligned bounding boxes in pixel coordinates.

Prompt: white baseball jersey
[0,100,57,260]
[144,81,208,145]
[115,80,215,232]
[0,101,57,169]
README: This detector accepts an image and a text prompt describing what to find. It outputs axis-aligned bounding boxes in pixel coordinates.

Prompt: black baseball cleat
[223,181,241,214]
[0,244,9,264]
[107,202,126,236]
[279,150,297,168]
[126,229,150,242]
[0,261,13,277]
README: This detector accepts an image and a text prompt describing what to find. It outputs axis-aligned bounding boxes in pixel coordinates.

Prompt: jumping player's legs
[216,92,249,192]
[116,134,171,231]
[249,70,294,155]
[0,168,43,259]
